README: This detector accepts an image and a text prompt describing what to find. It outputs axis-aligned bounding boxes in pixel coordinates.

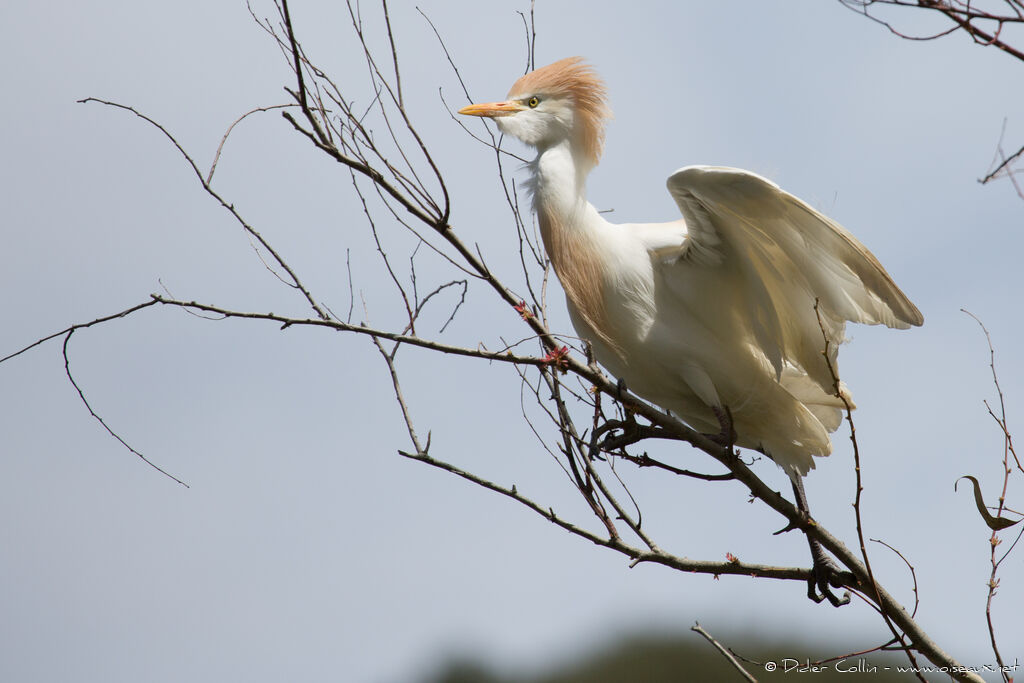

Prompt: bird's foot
[594,396,674,451]
[788,476,854,606]
[806,539,854,607]
[775,517,853,605]
[594,412,643,450]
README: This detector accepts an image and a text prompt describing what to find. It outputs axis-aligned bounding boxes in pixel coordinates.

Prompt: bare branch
[397,444,823,586]
[870,537,921,618]
[146,294,553,369]
[1,299,160,365]
[981,119,1024,189]
[962,309,1023,678]
[77,97,329,321]
[62,330,188,487]
[840,1,1024,201]
[839,1,1024,62]
[207,103,297,184]
[691,623,758,683]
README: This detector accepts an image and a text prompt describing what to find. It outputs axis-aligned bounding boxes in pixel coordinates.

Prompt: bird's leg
[594,379,634,435]
[593,378,640,446]
[702,405,736,452]
[789,476,854,607]
[616,377,629,402]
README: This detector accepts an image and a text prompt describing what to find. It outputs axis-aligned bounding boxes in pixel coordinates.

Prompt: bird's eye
[528,96,540,108]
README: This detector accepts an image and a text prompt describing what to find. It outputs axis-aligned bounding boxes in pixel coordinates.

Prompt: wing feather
[664,165,922,392]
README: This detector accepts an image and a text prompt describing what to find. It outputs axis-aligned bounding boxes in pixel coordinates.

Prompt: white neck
[529,139,592,224]
[527,139,623,358]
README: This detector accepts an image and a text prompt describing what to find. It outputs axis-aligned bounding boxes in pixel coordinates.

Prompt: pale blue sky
[1,1,1022,681]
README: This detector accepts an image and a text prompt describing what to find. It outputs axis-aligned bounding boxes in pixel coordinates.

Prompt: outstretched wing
[663,165,922,392]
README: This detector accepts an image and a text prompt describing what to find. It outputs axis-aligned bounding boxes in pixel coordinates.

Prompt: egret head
[459,57,611,166]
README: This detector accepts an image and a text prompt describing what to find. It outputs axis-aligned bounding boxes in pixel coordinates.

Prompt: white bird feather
[460,57,922,477]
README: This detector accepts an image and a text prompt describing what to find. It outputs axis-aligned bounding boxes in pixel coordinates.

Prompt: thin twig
[62,330,188,487]
[963,309,1020,679]
[691,623,758,683]
[147,294,553,368]
[1,299,160,365]
[814,300,923,676]
[77,97,329,321]
[207,103,297,184]
[870,538,920,618]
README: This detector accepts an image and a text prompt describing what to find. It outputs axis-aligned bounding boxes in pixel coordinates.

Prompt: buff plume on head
[459,57,611,167]
[506,57,611,165]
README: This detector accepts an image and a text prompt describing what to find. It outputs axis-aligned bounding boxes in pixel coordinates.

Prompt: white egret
[460,57,922,604]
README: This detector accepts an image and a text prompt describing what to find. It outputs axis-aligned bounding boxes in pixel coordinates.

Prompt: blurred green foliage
[421,631,935,682]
